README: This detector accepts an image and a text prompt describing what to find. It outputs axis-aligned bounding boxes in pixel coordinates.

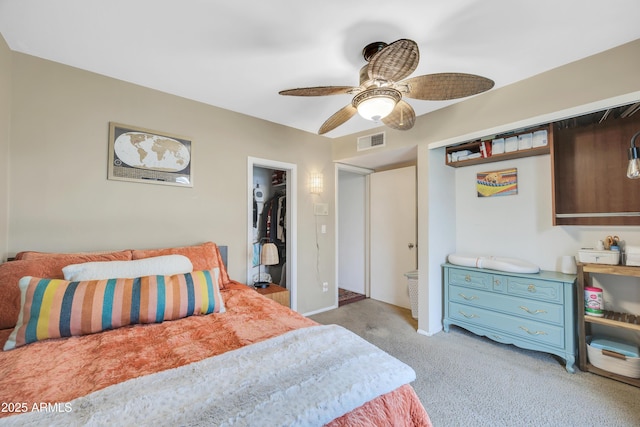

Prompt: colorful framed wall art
[477,168,517,197]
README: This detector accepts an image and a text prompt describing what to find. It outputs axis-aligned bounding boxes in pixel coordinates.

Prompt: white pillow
[62,255,194,281]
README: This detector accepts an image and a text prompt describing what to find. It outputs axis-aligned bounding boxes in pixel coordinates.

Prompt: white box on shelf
[532,130,548,147]
[451,150,471,161]
[578,249,620,265]
[626,253,640,266]
[504,136,518,152]
[492,138,505,154]
[517,133,533,150]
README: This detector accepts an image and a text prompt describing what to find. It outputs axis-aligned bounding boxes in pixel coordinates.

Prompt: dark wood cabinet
[551,111,640,226]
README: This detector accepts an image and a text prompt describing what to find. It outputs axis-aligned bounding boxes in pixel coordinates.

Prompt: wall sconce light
[309,172,323,194]
[627,130,640,179]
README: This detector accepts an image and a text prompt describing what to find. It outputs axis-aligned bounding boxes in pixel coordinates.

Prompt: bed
[0,242,431,426]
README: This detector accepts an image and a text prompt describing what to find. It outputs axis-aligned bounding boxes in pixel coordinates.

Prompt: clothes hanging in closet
[258,193,286,261]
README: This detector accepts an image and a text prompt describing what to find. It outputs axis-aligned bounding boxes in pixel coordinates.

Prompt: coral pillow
[4,269,224,351]
[63,255,193,281]
[132,242,230,288]
[0,251,133,330]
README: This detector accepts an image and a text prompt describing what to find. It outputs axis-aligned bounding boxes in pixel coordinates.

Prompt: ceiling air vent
[357,132,385,151]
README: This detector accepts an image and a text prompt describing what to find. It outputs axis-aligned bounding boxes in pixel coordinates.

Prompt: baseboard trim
[303,304,339,317]
[417,327,442,337]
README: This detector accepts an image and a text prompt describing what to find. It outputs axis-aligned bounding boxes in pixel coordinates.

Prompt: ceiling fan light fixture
[353,88,401,122]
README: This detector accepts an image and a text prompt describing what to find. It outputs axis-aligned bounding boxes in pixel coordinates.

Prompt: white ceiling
[1,0,640,139]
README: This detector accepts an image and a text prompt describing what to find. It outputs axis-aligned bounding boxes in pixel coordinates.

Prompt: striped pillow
[3,269,224,350]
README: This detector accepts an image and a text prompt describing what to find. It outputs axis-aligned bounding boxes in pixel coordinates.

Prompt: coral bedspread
[0,282,430,426]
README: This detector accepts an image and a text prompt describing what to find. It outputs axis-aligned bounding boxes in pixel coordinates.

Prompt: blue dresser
[443,264,577,373]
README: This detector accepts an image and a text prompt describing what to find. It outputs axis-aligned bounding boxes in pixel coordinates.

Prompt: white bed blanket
[2,324,416,427]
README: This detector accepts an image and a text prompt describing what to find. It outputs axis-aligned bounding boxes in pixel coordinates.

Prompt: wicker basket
[587,342,640,378]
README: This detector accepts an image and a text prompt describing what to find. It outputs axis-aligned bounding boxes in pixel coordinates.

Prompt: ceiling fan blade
[318,104,357,135]
[279,86,357,96]
[368,39,419,83]
[400,73,495,100]
[382,100,415,131]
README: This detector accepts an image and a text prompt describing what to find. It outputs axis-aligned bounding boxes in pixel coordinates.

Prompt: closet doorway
[247,157,297,310]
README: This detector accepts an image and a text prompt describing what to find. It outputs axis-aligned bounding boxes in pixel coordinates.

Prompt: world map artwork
[114,131,190,172]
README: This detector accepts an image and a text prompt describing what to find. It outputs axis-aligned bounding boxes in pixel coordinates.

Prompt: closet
[252,166,287,287]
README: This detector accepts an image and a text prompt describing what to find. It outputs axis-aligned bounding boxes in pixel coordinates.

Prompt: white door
[370,166,417,308]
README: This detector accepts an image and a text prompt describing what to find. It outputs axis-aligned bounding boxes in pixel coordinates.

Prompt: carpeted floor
[310,298,640,427]
[338,288,366,306]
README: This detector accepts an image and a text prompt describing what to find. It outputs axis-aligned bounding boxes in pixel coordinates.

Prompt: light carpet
[310,298,640,427]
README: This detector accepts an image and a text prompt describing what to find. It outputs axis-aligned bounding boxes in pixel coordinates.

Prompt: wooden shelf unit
[576,262,640,387]
[445,124,552,168]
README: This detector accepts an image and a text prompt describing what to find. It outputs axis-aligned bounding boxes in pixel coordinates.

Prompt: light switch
[321,224,327,234]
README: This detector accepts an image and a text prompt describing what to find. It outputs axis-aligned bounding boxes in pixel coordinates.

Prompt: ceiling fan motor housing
[362,41,388,62]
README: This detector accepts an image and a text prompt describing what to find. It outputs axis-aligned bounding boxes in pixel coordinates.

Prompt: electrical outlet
[322,282,328,292]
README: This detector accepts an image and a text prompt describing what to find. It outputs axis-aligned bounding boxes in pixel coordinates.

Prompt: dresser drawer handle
[494,279,501,286]
[519,326,547,336]
[459,310,478,319]
[527,284,536,293]
[518,306,547,315]
[458,293,478,301]
[464,274,471,282]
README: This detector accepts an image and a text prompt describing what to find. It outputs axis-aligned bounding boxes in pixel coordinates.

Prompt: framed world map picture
[108,122,193,187]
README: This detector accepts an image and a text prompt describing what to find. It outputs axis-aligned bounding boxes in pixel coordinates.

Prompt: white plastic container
[625,245,640,266]
[504,136,518,152]
[584,286,604,317]
[404,270,418,319]
[626,253,640,266]
[517,133,533,150]
[492,138,505,154]
[577,249,620,265]
[532,130,548,148]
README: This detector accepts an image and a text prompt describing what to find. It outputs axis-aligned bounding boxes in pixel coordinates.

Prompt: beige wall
[0,35,10,261]
[6,52,335,314]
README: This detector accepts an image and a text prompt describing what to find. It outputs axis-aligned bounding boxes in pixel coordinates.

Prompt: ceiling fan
[279,39,494,135]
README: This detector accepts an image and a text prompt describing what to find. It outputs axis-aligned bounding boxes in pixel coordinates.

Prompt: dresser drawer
[449,302,565,348]
[507,276,563,303]
[449,285,564,326]
[448,269,493,291]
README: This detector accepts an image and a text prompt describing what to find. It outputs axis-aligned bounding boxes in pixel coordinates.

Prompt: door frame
[247,157,297,311]
[334,163,373,306]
